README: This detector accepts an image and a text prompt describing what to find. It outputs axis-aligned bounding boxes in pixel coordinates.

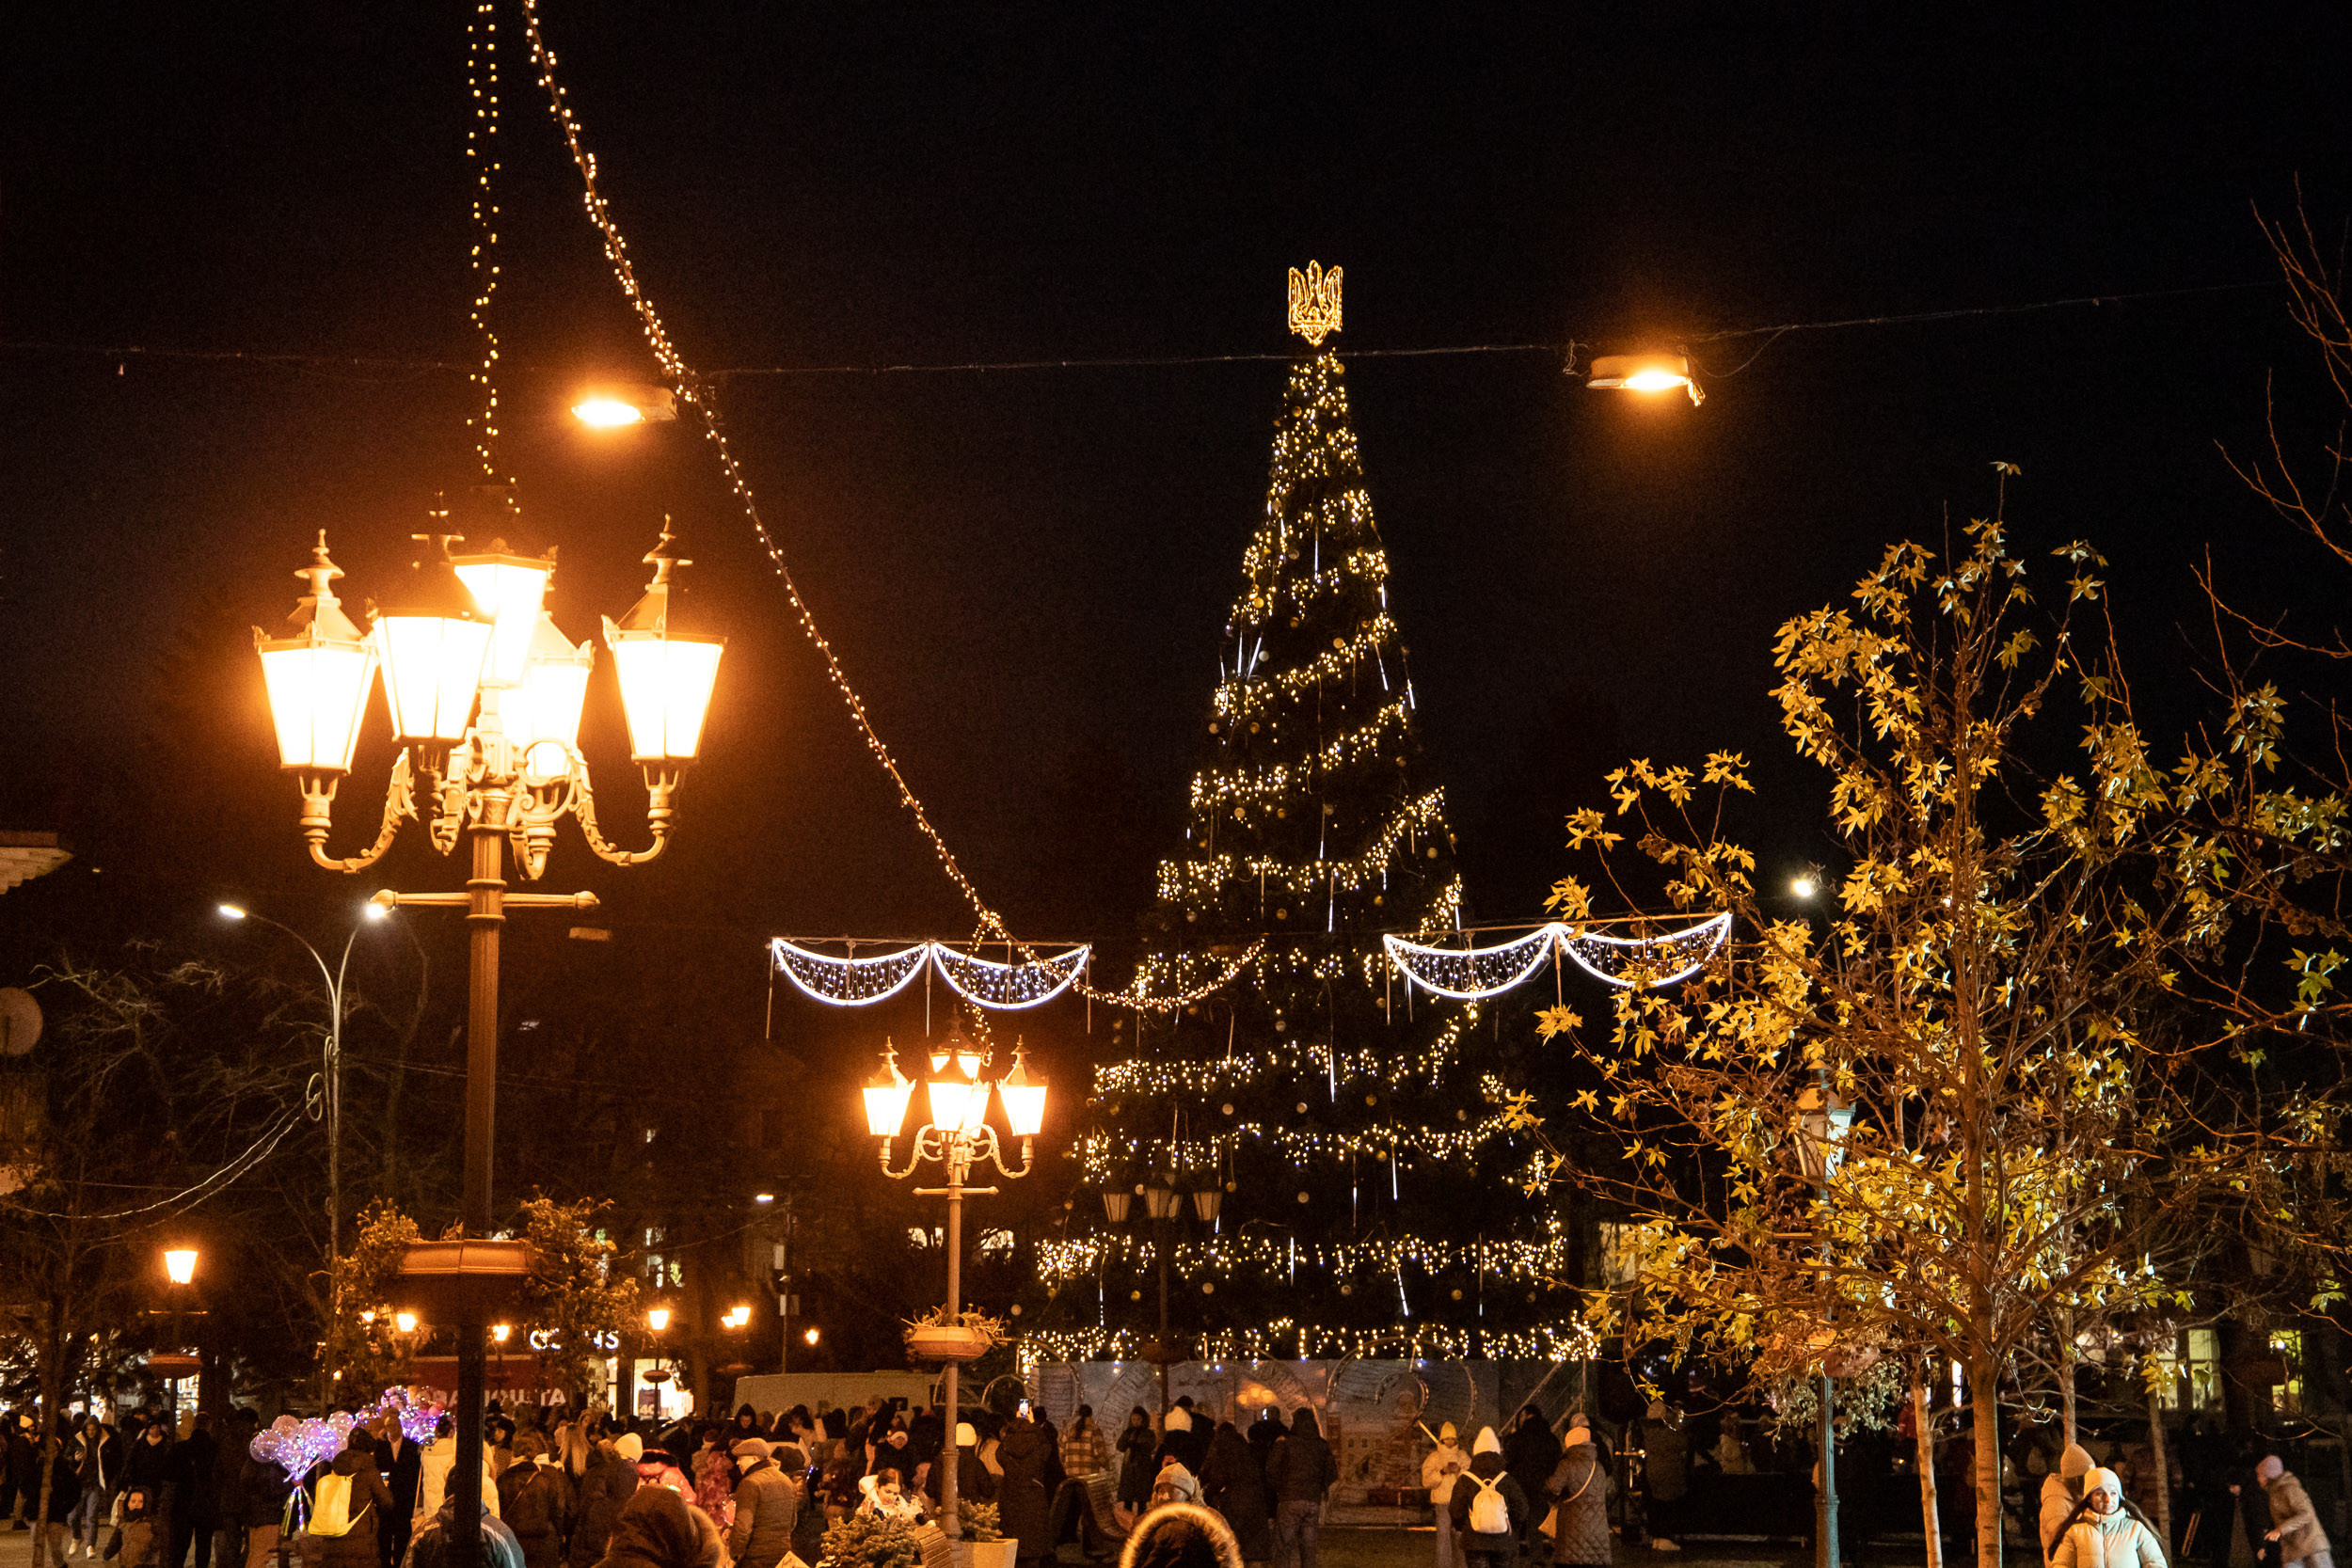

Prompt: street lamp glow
[1586,353,1703,405]
[364,903,389,921]
[372,549,491,745]
[254,534,378,774]
[491,1324,511,1344]
[394,1311,418,1334]
[803,1326,819,1346]
[754,1194,775,1204]
[573,398,645,428]
[218,905,247,921]
[603,529,725,763]
[863,1046,915,1138]
[450,546,555,688]
[646,1307,672,1333]
[1792,876,1819,899]
[996,1049,1048,1138]
[163,1249,199,1285]
[572,385,675,427]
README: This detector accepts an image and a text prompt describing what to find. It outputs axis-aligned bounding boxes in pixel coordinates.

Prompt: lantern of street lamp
[996,1048,1048,1140]
[927,1059,988,1137]
[510,613,596,767]
[450,542,554,689]
[803,1326,819,1346]
[491,1324,511,1344]
[927,1025,986,1082]
[601,529,725,766]
[394,1311,418,1335]
[1794,1085,1855,1182]
[863,1045,915,1139]
[1142,1169,1182,1223]
[646,1307,672,1334]
[163,1248,199,1286]
[1101,1185,1134,1225]
[1190,1178,1224,1225]
[253,535,378,778]
[372,545,492,749]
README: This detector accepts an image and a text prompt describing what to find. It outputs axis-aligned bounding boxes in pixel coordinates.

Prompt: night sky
[6,5,2351,1004]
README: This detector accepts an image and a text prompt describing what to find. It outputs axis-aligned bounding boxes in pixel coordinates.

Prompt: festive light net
[771,939,1090,1010]
[1382,912,1729,999]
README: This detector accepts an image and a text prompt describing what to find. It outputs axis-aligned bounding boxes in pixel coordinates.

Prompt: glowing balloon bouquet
[250,1386,444,1525]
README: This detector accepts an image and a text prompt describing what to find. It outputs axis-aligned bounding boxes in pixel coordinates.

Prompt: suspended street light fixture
[571,384,677,427]
[1586,352,1703,405]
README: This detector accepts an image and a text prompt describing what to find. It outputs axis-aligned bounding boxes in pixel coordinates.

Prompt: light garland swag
[1383,913,1730,1000]
[771,938,1089,1010]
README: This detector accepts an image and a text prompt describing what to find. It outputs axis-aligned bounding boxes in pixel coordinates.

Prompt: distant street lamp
[1794,1075,1855,1568]
[252,509,723,1566]
[217,899,387,1407]
[1102,1165,1220,1417]
[865,1024,1045,1538]
[1585,352,1703,405]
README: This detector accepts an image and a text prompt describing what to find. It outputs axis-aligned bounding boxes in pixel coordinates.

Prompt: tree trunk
[1915,1373,1945,1568]
[2059,1309,2076,1450]
[2145,1364,2173,1551]
[1972,1342,2005,1568]
[32,1302,67,1568]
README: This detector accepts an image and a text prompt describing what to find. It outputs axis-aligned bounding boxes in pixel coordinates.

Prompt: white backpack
[1468,1474,1512,1535]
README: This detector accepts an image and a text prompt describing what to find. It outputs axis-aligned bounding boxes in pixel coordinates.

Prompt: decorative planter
[952,1539,1017,1568]
[907,1324,993,1363]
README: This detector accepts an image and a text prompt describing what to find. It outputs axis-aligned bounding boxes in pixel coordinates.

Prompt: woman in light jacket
[2051,1467,2168,1568]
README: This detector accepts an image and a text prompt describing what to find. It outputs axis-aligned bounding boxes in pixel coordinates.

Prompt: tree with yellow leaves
[1521,499,2261,1568]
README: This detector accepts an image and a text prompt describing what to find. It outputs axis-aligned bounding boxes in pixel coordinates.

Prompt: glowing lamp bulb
[1792,876,1818,898]
[218,905,247,921]
[646,1307,672,1332]
[996,1050,1048,1138]
[573,398,645,428]
[163,1249,198,1285]
[394,1312,418,1334]
[491,1324,511,1344]
[863,1046,915,1137]
[1621,370,1691,392]
[803,1326,819,1346]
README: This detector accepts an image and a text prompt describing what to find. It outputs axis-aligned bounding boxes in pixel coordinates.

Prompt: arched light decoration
[572,383,677,428]
[1587,352,1703,405]
[452,541,555,687]
[863,1044,915,1138]
[254,534,378,774]
[602,527,725,763]
[996,1048,1048,1138]
[371,543,491,746]
[512,612,596,760]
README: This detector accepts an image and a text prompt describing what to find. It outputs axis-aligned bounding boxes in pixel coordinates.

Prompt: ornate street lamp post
[1795,1077,1855,1568]
[864,1025,1046,1539]
[253,513,722,1568]
[1102,1166,1219,1418]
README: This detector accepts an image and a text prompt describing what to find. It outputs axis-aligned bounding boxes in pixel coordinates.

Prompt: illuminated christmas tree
[1033,267,1585,1363]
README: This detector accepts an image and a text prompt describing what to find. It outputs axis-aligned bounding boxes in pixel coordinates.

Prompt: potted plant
[902,1306,1005,1364]
[953,1502,1016,1568]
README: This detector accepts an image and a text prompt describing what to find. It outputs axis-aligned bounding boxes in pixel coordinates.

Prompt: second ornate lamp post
[864,1024,1046,1539]
[1103,1166,1219,1418]
[254,508,723,1568]
[1794,1077,1856,1568]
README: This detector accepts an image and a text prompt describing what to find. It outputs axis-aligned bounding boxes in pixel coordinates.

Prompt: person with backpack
[1263,1408,1338,1568]
[2050,1466,2167,1568]
[306,1432,396,1568]
[1451,1429,1529,1568]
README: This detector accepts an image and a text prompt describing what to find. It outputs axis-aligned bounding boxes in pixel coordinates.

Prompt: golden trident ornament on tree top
[1287,261,1343,345]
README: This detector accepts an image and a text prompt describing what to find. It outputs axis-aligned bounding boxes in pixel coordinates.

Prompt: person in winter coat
[1060,1409,1109,1481]
[1502,1413,1561,1561]
[1263,1408,1337,1568]
[2258,1457,2329,1568]
[2051,1467,2167,1568]
[726,1440,798,1568]
[244,1431,294,1568]
[1117,1411,1158,1509]
[376,1419,422,1568]
[409,1497,524,1568]
[1200,1422,1272,1564]
[76,1418,124,1557]
[1450,1430,1529,1568]
[2043,1445,2097,1564]
[416,1418,502,1530]
[1641,1403,1689,1553]
[211,1411,254,1568]
[40,1419,86,1568]
[125,1422,177,1557]
[1423,1424,1470,1568]
[1155,1409,1210,1478]
[496,1440,571,1568]
[567,1438,641,1568]
[310,1433,398,1568]
[1546,1429,1611,1568]
[995,1416,1055,1564]
[1117,1501,1244,1568]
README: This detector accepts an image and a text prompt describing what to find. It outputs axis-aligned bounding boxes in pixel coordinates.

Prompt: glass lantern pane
[261,642,376,770]
[376,616,488,742]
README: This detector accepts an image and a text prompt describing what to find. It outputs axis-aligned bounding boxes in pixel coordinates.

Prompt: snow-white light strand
[1383,913,1730,999]
[771,939,1090,1010]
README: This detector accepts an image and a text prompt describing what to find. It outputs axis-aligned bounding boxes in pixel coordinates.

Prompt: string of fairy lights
[468,0,506,482]
[1015,1318,1599,1368]
[1038,1222,1578,1287]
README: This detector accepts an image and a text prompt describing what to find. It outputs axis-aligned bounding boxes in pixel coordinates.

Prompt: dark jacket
[123,1433,175,1500]
[1545,1445,1611,1567]
[1264,1413,1338,1508]
[726,1461,798,1568]
[1502,1419,1559,1512]
[592,1487,704,1568]
[1450,1453,1530,1556]
[1116,1424,1157,1507]
[497,1462,569,1568]
[567,1449,639,1568]
[1200,1426,1271,1560]
[381,1435,424,1519]
[313,1449,398,1568]
[178,1430,220,1528]
[994,1419,1054,1561]
[80,1429,125,1497]
[42,1452,84,1523]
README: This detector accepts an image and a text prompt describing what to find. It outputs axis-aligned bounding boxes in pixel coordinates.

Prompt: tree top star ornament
[1287,261,1343,346]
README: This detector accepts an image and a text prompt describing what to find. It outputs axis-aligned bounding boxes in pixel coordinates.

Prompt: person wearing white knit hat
[1451,1431,1528,1568]
[1422,1423,1469,1568]
[2050,1467,2166,1568]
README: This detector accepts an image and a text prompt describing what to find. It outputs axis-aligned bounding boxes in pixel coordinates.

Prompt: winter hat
[956,1423,979,1448]
[1473,1427,1502,1456]
[1117,1502,1244,1568]
[1164,1408,1193,1433]
[2258,1456,2285,1483]
[614,1433,644,1463]
[2060,1444,2094,1481]
[731,1438,771,1461]
[1564,1429,1592,1449]
[1567,1414,1590,1431]
[1438,1423,1457,1444]
[2084,1467,2122,1502]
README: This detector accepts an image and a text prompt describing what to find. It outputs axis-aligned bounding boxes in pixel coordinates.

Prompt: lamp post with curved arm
[217,900,387,1408]
[863,1024,1046,1540]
